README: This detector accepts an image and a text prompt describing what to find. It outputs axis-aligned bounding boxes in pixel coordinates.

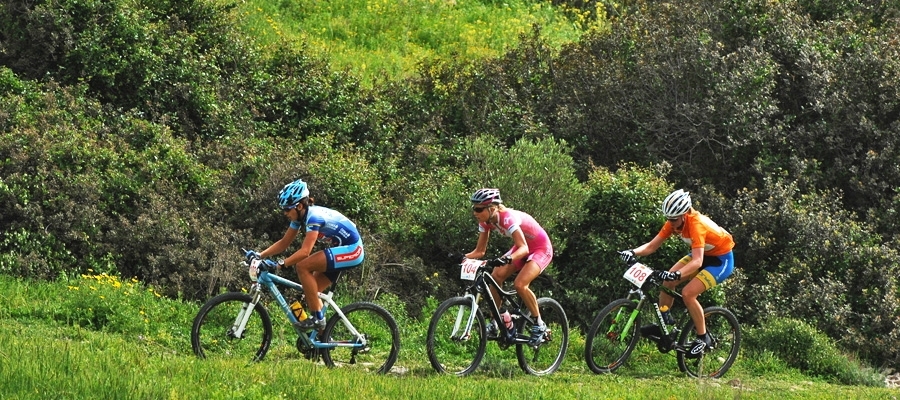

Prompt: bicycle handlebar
[620,257,670,289]
[241,248,279,272]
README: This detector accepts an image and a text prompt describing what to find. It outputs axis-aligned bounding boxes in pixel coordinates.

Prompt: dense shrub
[719,177,900,367]
[461,136,587,255]
[744,318,884,386]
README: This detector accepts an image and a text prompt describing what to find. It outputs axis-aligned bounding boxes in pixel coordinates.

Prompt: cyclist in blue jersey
[250,179,365,331]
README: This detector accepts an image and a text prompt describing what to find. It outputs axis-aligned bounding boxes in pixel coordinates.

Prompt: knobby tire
[191,292,273,363]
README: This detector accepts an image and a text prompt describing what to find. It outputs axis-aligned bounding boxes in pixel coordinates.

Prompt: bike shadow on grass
[405,356,534,379]
[599,344,694,379]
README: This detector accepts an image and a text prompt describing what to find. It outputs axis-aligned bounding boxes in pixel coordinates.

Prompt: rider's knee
[682,289,703,301]
[513,280,531,292]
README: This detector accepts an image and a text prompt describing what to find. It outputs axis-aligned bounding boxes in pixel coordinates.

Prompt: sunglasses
[472,206,489,213]
[667,216,681,223]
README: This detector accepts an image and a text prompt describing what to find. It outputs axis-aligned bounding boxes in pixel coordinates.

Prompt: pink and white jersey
[478,208,552,251]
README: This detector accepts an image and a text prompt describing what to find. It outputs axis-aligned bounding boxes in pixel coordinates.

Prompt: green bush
[462,136,587,256]
[744,318,884,386]
[719,176,900,367]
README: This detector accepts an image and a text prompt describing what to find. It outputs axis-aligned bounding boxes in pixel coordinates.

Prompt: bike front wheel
[584,298,641,374]
[320,301,400,374]
[191,292,273,363]
[426,296,487,376]
[516,297,569,376]
[676,306,741,378]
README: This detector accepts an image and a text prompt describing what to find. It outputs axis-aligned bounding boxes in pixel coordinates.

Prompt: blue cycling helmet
[470,188,502,205]
[278,179,309,209]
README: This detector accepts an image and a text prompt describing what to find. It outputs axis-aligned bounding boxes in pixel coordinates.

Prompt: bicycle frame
[449,262,531,345]
[614,283,684,345]
[231,267,366,351]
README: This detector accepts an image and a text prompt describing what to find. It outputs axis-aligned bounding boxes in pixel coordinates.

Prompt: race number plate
[460,259,483,281]
[249,258,262,281]
[623,262,653,288]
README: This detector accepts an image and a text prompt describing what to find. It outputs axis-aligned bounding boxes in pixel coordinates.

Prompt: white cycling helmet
[661,189,692,218]
[470,188,502,205]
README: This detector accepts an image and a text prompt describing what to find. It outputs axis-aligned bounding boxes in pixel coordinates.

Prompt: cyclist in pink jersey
[464,188,554,345]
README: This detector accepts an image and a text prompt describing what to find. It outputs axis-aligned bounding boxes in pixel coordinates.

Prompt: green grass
[0,273,894,399]
[231,0,602,86]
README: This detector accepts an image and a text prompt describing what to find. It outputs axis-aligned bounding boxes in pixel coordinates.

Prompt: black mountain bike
[584,257,741,378]
[426,257,569,376]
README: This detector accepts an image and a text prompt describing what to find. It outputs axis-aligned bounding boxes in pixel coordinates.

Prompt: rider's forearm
[261,240,289,258]
[466,250,486,259]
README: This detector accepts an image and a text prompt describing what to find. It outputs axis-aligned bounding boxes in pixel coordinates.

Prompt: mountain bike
[584,257,741,378]
[190,249,400,373]
[426,257,569,376]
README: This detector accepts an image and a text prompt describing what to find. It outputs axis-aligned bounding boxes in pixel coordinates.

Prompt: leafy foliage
[744,317,884,386]
[717,177,900,367]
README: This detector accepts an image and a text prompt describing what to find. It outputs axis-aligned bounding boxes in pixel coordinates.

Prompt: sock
[537,317,545,326]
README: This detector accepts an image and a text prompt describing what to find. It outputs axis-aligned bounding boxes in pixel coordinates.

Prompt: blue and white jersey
[289,205,361,246]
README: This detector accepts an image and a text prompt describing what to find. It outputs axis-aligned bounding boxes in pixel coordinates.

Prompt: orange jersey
[658,210,734,256]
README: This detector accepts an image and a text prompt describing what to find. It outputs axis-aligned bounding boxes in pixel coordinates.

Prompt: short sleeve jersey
[659,210,734,256]
[478,208,552,250]
[289,205,360,246]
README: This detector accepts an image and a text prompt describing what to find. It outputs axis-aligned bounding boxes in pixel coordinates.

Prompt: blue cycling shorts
[677,252,734,290]
[323,241,364,282]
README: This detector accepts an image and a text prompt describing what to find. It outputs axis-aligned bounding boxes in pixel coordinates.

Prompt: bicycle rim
[677,306,741,378]
[584,298,640,374]
[426,296,487,376]
[516,297,569,376]
[320,302,400,374]
[191,292,273,363]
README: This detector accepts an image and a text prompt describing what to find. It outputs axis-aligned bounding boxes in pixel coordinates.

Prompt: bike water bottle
[499,308,514,331]
[659,304,674,325]
[290,299,308,322]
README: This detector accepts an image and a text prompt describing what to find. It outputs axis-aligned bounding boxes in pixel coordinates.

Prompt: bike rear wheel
[676,306,741,378]
[584,298,641,374]
[320,302,400,374]
[516,297,569,376]
[426,296,487,376]
[191,292,273,363]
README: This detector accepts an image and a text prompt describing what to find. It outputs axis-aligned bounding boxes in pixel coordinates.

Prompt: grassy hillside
[233,0,600,85]
[0,274,893,399]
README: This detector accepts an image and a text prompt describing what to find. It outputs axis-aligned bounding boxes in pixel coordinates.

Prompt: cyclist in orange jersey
[619,189,735,357]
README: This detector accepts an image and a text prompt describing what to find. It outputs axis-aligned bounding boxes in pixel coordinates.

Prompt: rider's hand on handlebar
[654,270,681,281]
[618,250,636,264]
[262,259,279,272]
[245,249,261,263]
[486,255,512,267]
